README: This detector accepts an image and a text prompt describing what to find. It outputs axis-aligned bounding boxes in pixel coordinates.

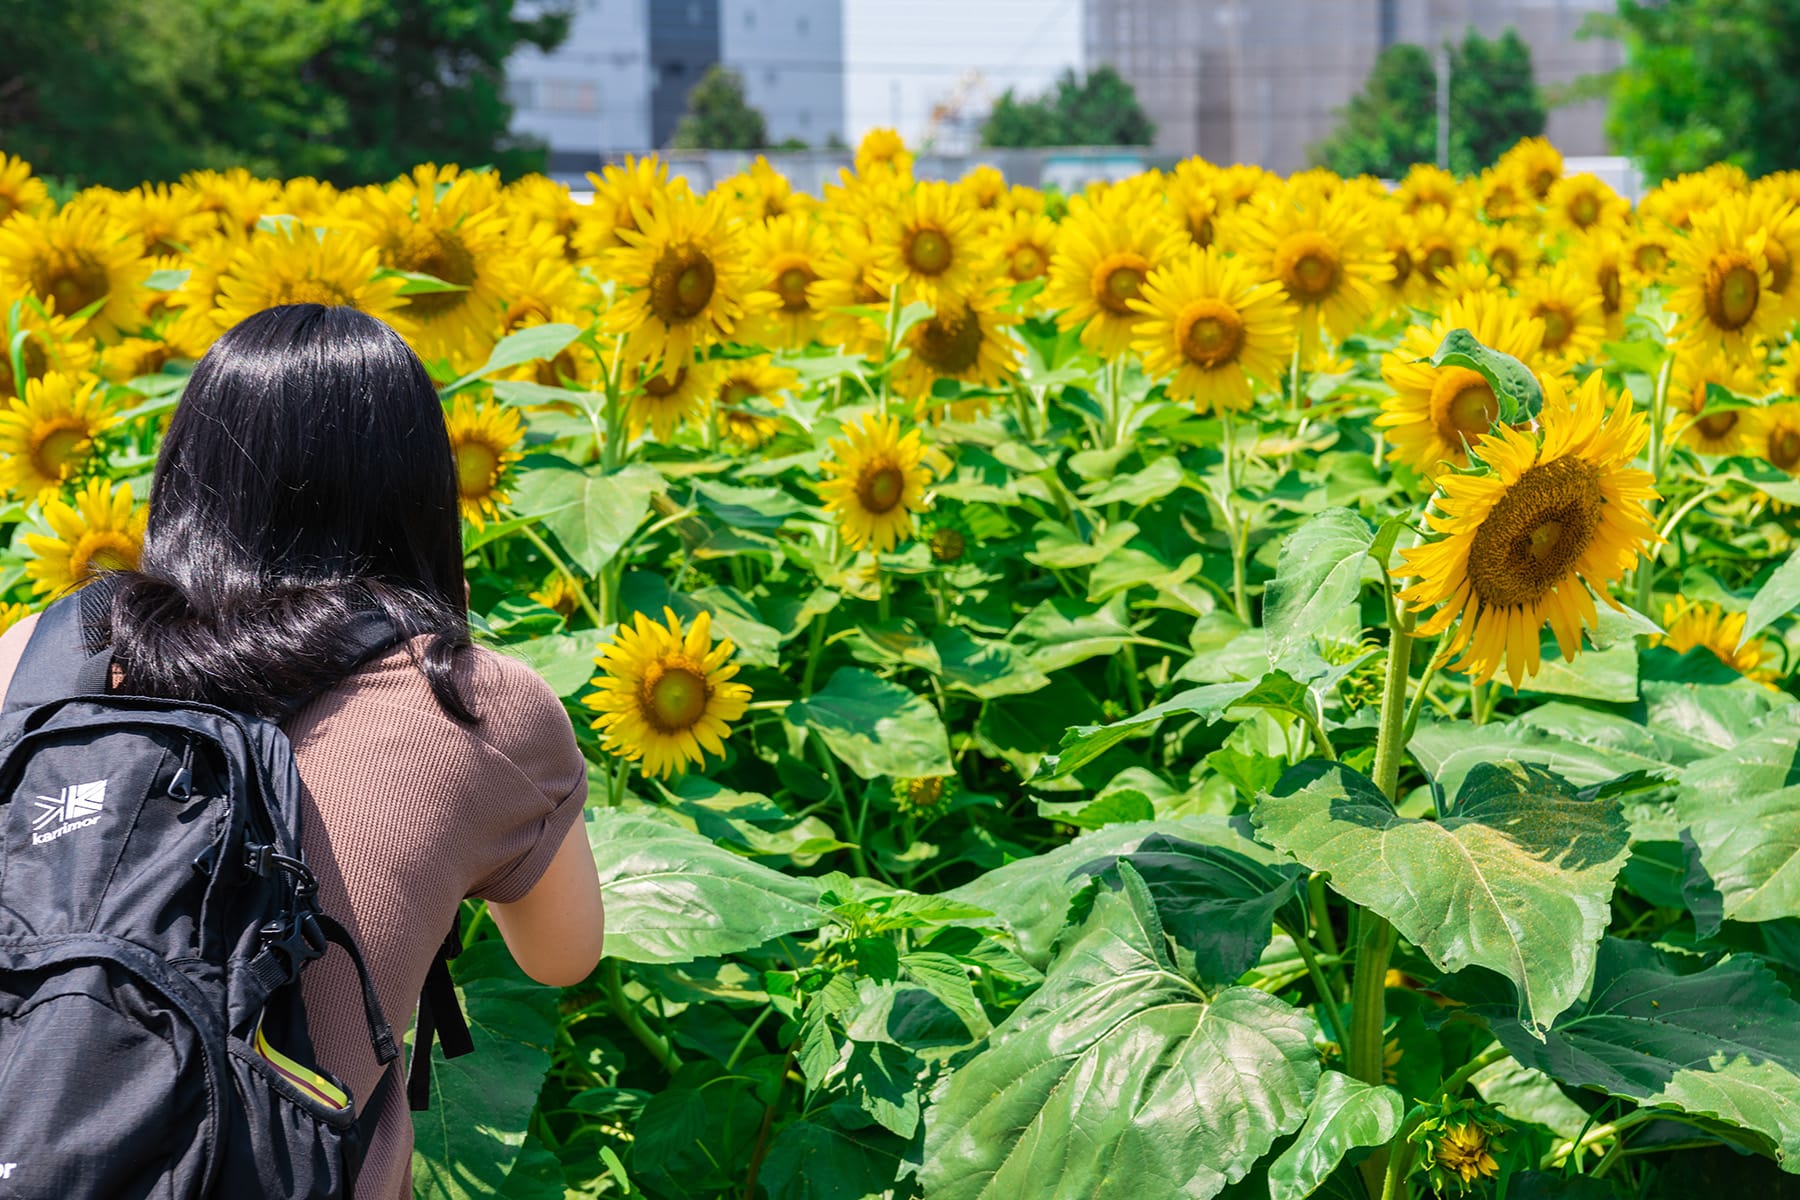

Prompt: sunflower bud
[929,526,966,564]
[894,775,949,815]
[1409,1098,1508,1195]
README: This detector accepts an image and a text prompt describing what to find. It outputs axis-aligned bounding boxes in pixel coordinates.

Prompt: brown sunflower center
[773,260,816,311]
[1704,256,1761,331]
[1422,243,1455,281]
[914,307,983,374]
[1489,248,1519,280]
[1598,265,1622,315]
[1177,299,1246,369]
[905,227,952,276]
[398,231,477,318]
[1570,192,1600,228]
[31,419,90,482]
[1430,367,1499,446]
[642,366,688,397]
[41,255,110,321]
[1634,242,1667,275]
[648,244,718,324]
[641,663,709,732]
[282,280,356,309]
[1696,410,1740,440]
[72,531,139,582]
[856,463,906,515]
[1092,253,1149,315]
[1536,301,1574,352]
[1466,455,1603,609]
[1390,247,1414,288]
[455,441,500,498]
[0,335,46,399]
[720,379,760,407]
[1188,213,1216,249]
[1770,426,1800,471]
[1009,243,1047,281]
[929,527,966,563]
[1278,232,1341,302]
[1768,240,1793,297]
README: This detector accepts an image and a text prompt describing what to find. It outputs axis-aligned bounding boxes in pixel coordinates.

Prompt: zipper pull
[168,739,195,801]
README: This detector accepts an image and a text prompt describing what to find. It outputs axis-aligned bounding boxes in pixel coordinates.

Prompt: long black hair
[107,303,475,722]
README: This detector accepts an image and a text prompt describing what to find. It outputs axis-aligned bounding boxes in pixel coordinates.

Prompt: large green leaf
[1005,594,1133,672]
[508,460,660,576]
[786,667,953,779]
[443,322,582,393]
[759,1116,914,1200]
[1429,327,1543,422]
[1262,507,1375,667]
[1267,1072,1404,1200]
[1472,938,1800,1170]
[1680,785,1800,924]
[1075,832,1306,988]
[411,942,560,1199]
[1409,719,1672,802]
[1254,761,1630,1034]
[1744,546,1800,643]
[586,809,825,962]
[920,864,1320,1199]
[945,815,1287,967]
[1678,707,1800,806]
[1035,672,1309,782]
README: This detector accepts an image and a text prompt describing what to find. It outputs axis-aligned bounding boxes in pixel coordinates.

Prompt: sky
[842,0,1085,151]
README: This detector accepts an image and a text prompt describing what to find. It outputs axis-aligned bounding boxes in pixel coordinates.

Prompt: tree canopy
[981,66,1155,148]
[1605,0,1800,181]
[669,66,769,151]
[0,0,568,187]
[1313,27,1546,177]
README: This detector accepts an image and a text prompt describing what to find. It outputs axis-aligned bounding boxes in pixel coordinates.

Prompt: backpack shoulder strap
[4,577,118,711]
[406,914,475,1111]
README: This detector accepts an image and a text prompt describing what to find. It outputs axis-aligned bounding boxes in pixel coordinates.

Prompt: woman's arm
[487,818,605,987]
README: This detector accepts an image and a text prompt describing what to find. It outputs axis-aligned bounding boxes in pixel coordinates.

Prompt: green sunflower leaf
[1428,326,1544,424]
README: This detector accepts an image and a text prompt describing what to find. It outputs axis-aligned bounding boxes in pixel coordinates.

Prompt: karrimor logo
[30,780,107,845]
[0,1162,16,1178]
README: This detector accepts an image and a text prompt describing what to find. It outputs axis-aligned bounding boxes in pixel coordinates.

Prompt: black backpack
[0,582,472,1199]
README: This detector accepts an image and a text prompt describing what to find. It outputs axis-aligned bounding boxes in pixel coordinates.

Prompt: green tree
[1604,0,1800,181]
[669,65,768,151]
[981,66,1155,148]
[1311,27,1545,176]
[0,0,568,187]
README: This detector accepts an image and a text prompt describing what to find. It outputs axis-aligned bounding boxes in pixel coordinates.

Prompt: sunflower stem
[1221,413,1253,623]
[521,525,605,629]
[601,958,681,1075]
[798,613,827,698]
[1635,352,1674,613]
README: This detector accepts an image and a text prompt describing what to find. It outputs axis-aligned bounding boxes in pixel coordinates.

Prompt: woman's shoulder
[344,636,577,755]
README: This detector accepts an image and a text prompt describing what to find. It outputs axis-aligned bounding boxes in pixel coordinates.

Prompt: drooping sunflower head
[627,356,719,444]
[1516,259,1606,369]
[604,189,764,373]
[1044,187,1187,357]
[1224,189,1388,346]
[1671,342,1767,457]
[0,155,52,225]
[1546,172,1628,237]
[1399,371,1659,687]
[892,287,1022,417]
[714,357,796,449]
[444,393,524,527]
[0,371,113,502]
[584,606,752,780]
[738,212,831,350]
[212,224,408,331]
[530,571,583,620]
[0,296,97,402]
[0,205,150,343]
[1498,136,1564,200]
[1761,400,1800,477]
[818,411,940,554]
[1668,199,1787,354]
[1129,246,1297,416]
[1656,599,1781,684]
[1378,291,1558,476]
[25,477,148,597]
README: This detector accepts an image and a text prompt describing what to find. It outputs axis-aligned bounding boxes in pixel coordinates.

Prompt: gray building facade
[508,0,654,165]
[721,0,847,148]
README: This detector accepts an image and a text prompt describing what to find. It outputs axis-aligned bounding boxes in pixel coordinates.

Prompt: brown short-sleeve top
[0,618,589,1200]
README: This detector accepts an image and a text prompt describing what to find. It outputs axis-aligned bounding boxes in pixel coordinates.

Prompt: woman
[0,304,606,1198]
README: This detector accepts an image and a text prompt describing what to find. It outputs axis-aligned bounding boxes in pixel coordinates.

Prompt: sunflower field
[8,130,1800,1199]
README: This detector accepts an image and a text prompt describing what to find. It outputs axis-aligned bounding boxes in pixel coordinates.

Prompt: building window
[543,79,599,114]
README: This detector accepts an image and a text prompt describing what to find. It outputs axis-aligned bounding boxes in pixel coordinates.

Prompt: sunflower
[1743,189,1800,323]
[1399,373,1658,687]
[505,174,585,261]
[1569,228,1640,341]
[488,251,603,384]
[1437,260,1508,306]
[891,288,1021,418]
[818,411,939,554]
[180,168,281,237]
[1045,188,1187,357]
[1378,291,1556,476]
[1498,137,1564,201]
[869,181,987,307]
[1640,170,1728,233]
[0,155,51,225]
[0,602,30,636]
[578,156,690,258]
[1410,206,1477,294]
[1167,159,1222,250]
[98,332,203,388]
[1671,342,1767,457]
[275,177,344,224]
[1626,224,1676,285]
[1668,201,1788,356]
[738,212,831,350]
[714,357,796,449]
[352,165,513,362]
[1656,599,1780,684]
[584,607,751,779]
[957,164,1007,213]
[1129,246,1297,415]
[212,225,408,330]
[856,128,914,180]
[1476,169,1532,225]
[1516,260,1606,369]
[112,183,214,257]
[809,223,890,358]
[444,394,524,526]
[0,372,113,502]
[0,206,149,343]
[0,297,96,402]
[1761,400,1800,476]
[983,208,1059,302]
[1478,223,1534,288]
[627,357,718,443]
[25,478,148,597]
[1396,164,1466,215]
[604,188,764,377]
[1227,189,1389,348]
[725,155,813,223]
[1546,173,1628,237]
